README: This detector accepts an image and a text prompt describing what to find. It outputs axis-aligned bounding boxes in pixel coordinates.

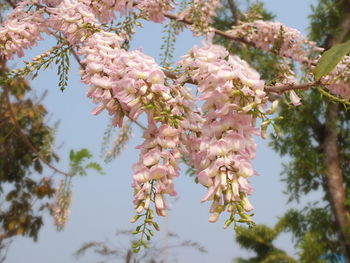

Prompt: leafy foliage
[308,0,346,45]
[160,20,184,68]
[0,64,57,242]
[271,0,350,260]
[278,207,340,263]
[69,148,104,176]
[56,39,70,91]
[234,224,296,263]
[314,39,350,80]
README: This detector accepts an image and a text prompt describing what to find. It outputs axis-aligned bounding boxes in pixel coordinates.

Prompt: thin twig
[264,81,321,93]
[0,230,16,243]
[69,46,85,69]
[4,0,16,8]
[49,33,147,131]
[227,0,240,25]
[164,68,321,94]
[3,83,72,177]
[124,114,147,130]
[163,12,316,66]
[163,12,253,46]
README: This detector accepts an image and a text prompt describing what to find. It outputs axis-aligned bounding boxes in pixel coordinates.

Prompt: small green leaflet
[313,39,350,80]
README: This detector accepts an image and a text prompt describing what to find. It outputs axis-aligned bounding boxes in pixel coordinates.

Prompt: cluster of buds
[52,179,72,231]
[178,42,267,223]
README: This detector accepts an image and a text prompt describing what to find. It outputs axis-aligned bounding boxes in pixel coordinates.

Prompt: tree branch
[4,0,16,8]
[0,230,16,243]
[164,69,323,94]
[163,12,253,46]
[2,82,72,177]
[318,2,350,261]
[264,81,321,93]
[163,12,316,66]
[227,0,240,25]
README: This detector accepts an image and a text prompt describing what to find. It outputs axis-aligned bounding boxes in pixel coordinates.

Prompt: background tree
[234,224,296,263]
[0,2,103,258]
[74,230,207,263]
[0,57,57,243]
[272,0,350,261]
[213,0,350,262]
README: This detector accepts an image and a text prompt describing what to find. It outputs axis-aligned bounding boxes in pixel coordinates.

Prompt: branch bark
[322,102,350,261]
[226,0,240,25]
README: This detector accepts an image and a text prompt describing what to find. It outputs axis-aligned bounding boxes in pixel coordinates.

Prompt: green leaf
[85,162,104,175]
[313,39,350,80]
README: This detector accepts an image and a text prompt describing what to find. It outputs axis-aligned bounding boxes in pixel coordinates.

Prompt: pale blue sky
[5,1,318,262]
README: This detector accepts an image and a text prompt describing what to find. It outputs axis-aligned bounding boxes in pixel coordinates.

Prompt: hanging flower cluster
[77,23,200,219]
[133,120,181,216]
[178,42,267,223]
[80,29,189,128]
[52,179,72,231]
[228,20,323,63]
[0,0,46,59]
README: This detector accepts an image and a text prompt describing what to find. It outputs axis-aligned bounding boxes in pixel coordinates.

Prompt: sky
[5,0,318,262]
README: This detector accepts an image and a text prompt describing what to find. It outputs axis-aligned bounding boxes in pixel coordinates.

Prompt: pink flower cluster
[228,20,323,63]
[79,0,133,23]
[178,0,221,35]
[80,30,184,127]
[322,55,350,99]
[0,0,46,59]
[178,42,266,222]
[79,29,202,217]
[136,0,174,23]
[47,0,98,44]
[132,120,180,216]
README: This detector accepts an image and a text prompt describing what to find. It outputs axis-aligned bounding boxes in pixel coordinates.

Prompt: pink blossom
[178,42,264,222]
[136,0,174,23]
[132,123,181,216]
[47,0,98,44]
[0,0,47,59]
[228,20,323,63]
[289,90,302,106]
